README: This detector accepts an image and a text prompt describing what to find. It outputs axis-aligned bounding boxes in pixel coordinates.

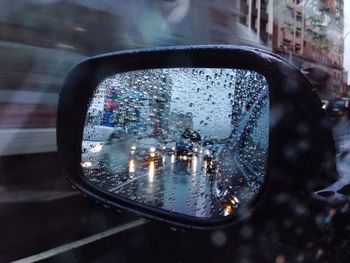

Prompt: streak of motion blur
[0,0,266,157]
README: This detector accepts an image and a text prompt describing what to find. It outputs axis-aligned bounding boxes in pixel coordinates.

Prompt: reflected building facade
[169,112,194,140]
[88,69,173,138]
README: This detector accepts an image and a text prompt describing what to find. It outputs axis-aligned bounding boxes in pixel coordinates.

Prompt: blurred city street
[85,150,231,218]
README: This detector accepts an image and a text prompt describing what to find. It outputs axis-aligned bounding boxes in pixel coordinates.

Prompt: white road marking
[11,219,147,263]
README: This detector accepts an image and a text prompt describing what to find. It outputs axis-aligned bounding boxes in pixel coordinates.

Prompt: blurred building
[86,68,173,138]
[169,112,193,139]
[187,0,269,48]
[0,0,346,131]
[225,0,344,100]
[0,0,126,129]
[235,0,274,47]
[272,0,344,99]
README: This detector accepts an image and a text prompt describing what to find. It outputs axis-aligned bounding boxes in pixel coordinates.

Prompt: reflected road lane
[83,150,233,218]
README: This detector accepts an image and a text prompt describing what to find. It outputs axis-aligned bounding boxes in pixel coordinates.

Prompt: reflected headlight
[150,147,156,152]
[172,147,176,151]
[81,161,92,168]
[204,149,210,155]
[89,144,103,153]
[224,204,233,216]
[129,159,135,173]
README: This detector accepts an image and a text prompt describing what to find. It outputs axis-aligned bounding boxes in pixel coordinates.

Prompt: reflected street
[84,143,240,218]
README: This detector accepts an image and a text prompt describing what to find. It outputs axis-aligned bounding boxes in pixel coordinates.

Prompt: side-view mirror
[57,45,338,230]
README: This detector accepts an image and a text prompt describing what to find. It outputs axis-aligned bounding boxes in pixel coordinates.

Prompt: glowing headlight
[224,204,233,216]
[233,196,240,203]
[89,144,103,153]
[129,159,135,173]
[81,161,92,168]
[150,147,156,152]
[131,145,136,150]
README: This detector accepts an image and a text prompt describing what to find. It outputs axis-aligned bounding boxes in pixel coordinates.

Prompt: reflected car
[212,179,239,216]
[203,142,222,161]
[130,137,163,164]
[324,98,350,119]
[205,158,219,175]
[338,97,350,114]
[203,148,214,161]
[163,141,176,154]
[175,138,194,159]
[81,125,116,169]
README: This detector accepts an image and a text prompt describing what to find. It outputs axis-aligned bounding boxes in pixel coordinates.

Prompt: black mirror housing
[57,45,338,230]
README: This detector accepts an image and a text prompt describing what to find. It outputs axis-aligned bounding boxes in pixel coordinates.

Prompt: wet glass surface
[82,68,269,218]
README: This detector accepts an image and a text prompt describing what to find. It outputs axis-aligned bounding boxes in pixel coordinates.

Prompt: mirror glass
[81,68,269,219]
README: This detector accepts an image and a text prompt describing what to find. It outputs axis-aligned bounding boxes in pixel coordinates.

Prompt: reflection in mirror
[81,68,269,219]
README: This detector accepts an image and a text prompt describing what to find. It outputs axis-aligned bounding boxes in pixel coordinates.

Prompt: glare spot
[211,231,227,247]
